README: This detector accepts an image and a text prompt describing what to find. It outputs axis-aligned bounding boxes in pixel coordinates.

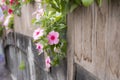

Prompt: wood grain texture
[14,3,38,37]
[67,0,120,80]
[67,12,75,80]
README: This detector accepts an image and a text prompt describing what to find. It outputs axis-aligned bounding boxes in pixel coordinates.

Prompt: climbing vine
[32,1,67,71]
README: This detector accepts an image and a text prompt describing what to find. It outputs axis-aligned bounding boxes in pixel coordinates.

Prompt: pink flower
[2,0,5,2]
[8,9,13,14]
[3,15,12,27]
[47,31,59,45]
[0,0,5,5]
[0,15,4,23]
[32,8,44,20]
[45,56,51,69]
[1,5,8,11]
[9,0,14,4]
[22,0,25,2]
[36,43,43,53]
[33,28,44,40]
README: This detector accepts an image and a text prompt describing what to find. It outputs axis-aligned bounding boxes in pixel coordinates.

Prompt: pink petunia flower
[36,43,43,53]
[47,31,59,45]
[45,56,51,69]
[33,28,44,40]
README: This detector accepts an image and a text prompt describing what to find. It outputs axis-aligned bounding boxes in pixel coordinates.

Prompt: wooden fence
[3,0,120,80]
[67,0,120,80]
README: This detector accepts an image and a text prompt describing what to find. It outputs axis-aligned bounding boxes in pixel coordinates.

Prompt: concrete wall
[4,32,67,80]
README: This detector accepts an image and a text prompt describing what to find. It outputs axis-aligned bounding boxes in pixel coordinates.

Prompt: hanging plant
[32,0,103,71]
[32,0,67,71]
[70,0,102,12]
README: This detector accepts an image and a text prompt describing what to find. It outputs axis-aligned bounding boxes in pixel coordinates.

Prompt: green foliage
[0,27,3,37]
[42,0,102,15]
[0,0,33,37]
[32,0,68,66]
[42,0,70,15]
[8,15,14,29]
[75,0,81,5]
[81,0,94,7]
[96,0,102,6]
[70,0,103,12]
[70,3,79,12]
[23,0,34,4]
[33,10,67,66]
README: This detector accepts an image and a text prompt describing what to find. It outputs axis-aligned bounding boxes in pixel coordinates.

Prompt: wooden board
[67,0,120,80]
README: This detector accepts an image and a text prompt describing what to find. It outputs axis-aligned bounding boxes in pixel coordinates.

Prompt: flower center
[36,32,40,35]
[51,35,55,40]
[47,60,50,64]
[8,9,13,14]
[38,46,41,49]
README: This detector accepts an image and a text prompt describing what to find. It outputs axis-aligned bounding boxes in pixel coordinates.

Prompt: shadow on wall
[74,63,100,80]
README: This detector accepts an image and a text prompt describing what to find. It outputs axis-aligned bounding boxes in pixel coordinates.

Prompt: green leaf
[0,27,3,37]
[75,0,81,4]
[70,3,79,12]
[32,18,36,24]
[96,0,102,6]
[65,0,69,3]
[81,0,94,7]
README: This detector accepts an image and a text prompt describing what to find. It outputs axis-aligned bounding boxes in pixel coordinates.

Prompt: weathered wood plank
[74,4,93,71]
[92,0,108,79]
[105,0,120,80]
[67,12,75,80]
[14,3,37,37]
[67,0,120,80]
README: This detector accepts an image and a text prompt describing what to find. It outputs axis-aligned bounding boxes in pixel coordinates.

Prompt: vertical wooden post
[67,13,75,80]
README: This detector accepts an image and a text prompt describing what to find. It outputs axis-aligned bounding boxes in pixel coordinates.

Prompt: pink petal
[45,56,51,68]
[54,39,59,44]
[33,28,44,40]
[48,40,54,45]
[54,32,59,38]
[47,31,59,45]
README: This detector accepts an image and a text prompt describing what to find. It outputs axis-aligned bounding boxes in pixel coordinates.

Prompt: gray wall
[4,32,67,80]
